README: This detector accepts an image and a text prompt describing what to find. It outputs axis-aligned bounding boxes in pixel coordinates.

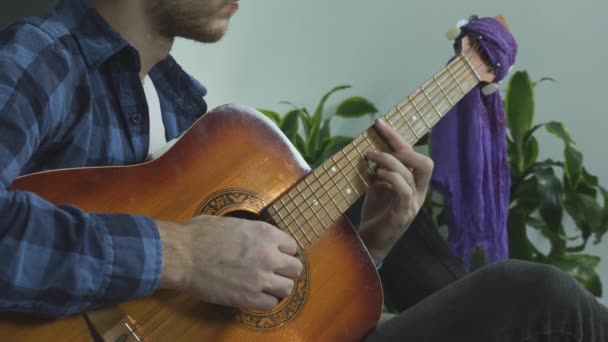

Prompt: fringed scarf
[430,17,518,270]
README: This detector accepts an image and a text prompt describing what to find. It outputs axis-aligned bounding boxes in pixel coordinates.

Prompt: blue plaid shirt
[0,0,207,316]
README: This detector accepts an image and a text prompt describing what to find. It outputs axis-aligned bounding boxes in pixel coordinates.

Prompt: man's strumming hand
[156,215,303,311]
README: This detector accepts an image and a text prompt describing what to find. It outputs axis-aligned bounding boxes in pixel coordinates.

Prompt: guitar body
[0,105,383,341]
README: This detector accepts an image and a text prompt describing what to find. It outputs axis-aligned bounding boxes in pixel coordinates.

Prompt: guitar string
[266,47,484,249]
[124,52,479,340]
[268,54,479,245]
[122,43,487,339]
[118,47,482,341]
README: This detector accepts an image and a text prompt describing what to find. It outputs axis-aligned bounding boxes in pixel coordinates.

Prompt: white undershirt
[142,75,168,160]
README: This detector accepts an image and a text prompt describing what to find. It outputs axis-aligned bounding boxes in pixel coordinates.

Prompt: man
[0,0,606,341]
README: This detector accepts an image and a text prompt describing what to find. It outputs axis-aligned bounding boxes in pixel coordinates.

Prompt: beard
[146,0,231,43]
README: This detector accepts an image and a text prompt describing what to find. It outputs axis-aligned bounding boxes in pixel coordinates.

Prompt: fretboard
[267,54,481,250]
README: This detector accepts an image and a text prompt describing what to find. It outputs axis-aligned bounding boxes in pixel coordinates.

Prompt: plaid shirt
[0,0,207,316]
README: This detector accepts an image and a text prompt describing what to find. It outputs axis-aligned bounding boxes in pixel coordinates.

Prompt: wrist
[157,220,189,291]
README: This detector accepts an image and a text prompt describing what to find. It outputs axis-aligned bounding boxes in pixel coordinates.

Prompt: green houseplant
[502,71,607,296]
[259,85,378,168]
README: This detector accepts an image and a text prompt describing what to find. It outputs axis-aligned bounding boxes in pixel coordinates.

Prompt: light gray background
[3,0,606,305]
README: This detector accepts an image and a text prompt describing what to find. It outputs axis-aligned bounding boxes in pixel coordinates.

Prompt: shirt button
[131,113,143,124]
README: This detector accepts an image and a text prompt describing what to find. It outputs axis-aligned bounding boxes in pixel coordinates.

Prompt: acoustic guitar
[0,36,494,341]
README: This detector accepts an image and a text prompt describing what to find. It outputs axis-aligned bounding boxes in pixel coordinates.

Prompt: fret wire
[421,87,442,118]
[286,191,318,239]
[433,76,454,112]
[295,188,320,237]
[340,150,366,195]
[282,57,472,230]
[408,95,431,129]
[282,194,312,245]
[437,69,459,104]
[447,61,466,94]
[302,177,329,234]
[271,54,479,253]
[273,202,305,250]
[385,115,398,130]
[395,106,420,139]
[323,161,352,208]
[460,54,481,82]
[343,144,373,193]
[308,172,337,226]
[354,134,377,176]
[432,75,454,109]
[316,164,348,218]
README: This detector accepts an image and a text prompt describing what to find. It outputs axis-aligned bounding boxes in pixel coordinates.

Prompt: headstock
[460,36,496,84]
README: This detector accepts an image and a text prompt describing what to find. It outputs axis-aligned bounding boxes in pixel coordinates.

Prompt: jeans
[352,210,608,342]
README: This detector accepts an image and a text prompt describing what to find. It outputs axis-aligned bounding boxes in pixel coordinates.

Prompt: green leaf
[280,109,301,144]
[533,77,557,87]
[294,134,307,156]
[545,122,583,188]
[335,96,379,119]
[534,168,564,236]
[522,136,539,169]
[574,168,599,198]
[506,71,535,149]
[300,108,312,136]
[278,101,299,110]
[508,206,537,260]
[308,85,351,159]
[320,118,332,143]
[315,136,353,167]
[258,109,281,125]
[552,254,603,297]
[512,176,539,212]
[598,186,608,241]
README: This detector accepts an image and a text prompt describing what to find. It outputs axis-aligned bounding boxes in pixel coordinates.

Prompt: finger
[366,151,415,190]
[246,292,280,312]
[374,119,412,151]
[392,149,434,194]
[376,168,413,211]
[263,274,295,299]
[264,224,298,255]
[274,254,304,279]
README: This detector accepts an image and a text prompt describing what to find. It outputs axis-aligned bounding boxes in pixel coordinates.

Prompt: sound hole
[224,209,264,221]
[196,189,308,331]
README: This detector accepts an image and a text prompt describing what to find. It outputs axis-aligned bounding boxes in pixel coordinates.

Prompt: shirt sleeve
[0,23,162,317]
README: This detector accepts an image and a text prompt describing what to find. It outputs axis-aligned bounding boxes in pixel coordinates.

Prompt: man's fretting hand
[157,215,303,311]
[359,119,434,265]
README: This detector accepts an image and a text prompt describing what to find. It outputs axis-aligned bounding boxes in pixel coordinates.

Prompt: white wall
[172,0,608,305]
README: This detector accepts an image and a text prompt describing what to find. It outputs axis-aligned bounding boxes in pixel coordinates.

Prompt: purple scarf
[430,17,517,269]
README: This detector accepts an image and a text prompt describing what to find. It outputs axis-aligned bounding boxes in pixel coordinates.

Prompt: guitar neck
[267,54,481,250]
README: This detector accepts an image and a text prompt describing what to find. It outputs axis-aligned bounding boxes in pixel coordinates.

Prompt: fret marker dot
[346,188,352,195]
[412,116,418,121]
[313,200,319,206]
[331,167,337,173]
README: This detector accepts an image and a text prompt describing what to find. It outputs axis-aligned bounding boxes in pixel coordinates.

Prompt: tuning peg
[482,83,500,96]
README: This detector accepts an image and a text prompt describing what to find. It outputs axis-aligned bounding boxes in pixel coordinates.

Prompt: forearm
[0,190,162,317]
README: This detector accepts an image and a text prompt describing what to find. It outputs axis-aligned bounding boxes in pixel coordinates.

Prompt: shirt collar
[55,0,129,68]
[54,0,208,116]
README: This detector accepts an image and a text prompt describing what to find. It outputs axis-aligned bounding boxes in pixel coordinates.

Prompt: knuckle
[284,279,295,295]
[250,271,267,290]
[259,250,277,269]
[264,297,279,311]
[295,260,304,276]
[423,156,434,171]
